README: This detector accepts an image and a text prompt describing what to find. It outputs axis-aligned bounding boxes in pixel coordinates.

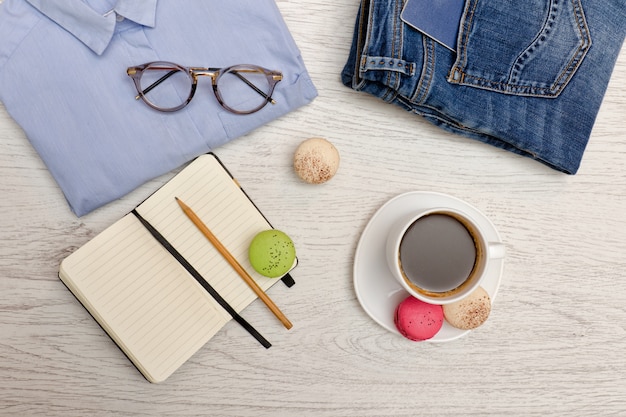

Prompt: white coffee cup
[386,207,505,305]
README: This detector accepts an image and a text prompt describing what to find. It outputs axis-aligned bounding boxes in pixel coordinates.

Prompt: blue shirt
[0,0,317,216]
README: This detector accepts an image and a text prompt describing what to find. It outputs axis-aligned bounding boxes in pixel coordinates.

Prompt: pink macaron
[394,296,444,341]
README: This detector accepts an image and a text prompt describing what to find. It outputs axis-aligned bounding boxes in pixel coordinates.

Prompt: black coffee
[399,213,477,294]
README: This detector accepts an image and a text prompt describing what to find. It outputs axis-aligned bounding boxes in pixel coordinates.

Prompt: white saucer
[353,191,504,342]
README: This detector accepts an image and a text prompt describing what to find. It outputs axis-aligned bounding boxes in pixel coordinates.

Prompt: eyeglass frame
[126,61,283,115]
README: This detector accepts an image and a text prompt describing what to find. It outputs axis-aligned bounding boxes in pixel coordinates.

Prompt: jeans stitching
[551,0,592,88]
[382,0,403,100]
[353,0,373,90]
[452,0,592,98]
[411,37,435,104]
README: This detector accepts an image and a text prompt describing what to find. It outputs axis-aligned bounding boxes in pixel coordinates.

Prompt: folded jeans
[342,0,625,174]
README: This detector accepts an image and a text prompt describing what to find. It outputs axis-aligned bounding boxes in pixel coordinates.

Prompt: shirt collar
[26,0,158,55]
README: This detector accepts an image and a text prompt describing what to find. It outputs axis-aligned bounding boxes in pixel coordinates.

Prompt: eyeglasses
[127,61,283,115]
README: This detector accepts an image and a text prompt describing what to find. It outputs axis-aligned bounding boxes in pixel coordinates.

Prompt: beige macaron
[293,138,339,184]
[443,286,491,330]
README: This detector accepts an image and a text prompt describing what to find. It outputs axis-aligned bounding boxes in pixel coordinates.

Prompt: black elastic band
[131,209,271,349]
[281,273,295,288]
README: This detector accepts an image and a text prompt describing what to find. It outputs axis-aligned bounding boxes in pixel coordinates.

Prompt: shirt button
[116,14,125,22]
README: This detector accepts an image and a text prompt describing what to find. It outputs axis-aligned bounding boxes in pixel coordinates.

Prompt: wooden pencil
[175,197,293,330]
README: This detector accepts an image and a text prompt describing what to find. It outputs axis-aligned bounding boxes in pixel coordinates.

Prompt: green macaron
[248,230,296,278]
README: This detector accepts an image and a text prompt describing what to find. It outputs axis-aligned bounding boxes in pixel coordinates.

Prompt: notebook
[400,0,465,51]
[59,153,294,383]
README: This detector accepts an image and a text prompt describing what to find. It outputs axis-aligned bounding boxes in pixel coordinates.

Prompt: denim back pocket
[448,0,591,97]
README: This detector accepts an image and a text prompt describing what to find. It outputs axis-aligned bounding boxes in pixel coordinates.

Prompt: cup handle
[488,242,506,259]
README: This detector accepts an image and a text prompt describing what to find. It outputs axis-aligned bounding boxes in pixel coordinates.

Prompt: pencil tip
[174,196,179,201]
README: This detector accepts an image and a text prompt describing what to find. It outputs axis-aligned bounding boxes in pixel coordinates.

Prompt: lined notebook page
[59,214,230,383]
[59,154,284,383]
[135,154,282,311]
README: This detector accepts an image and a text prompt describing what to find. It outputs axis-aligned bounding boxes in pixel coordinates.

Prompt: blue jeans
[342,0,625,173]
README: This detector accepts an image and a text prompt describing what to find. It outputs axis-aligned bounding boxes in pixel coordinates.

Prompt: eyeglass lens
[216,67,273,113]
[138,65,192,111]
[138,64,274,113]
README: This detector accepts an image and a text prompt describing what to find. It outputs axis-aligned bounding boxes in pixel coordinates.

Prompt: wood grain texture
[1,1,625,416]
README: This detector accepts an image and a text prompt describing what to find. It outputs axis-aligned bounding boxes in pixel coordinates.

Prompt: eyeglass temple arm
[231,71,277,104]
[135,69,179,99]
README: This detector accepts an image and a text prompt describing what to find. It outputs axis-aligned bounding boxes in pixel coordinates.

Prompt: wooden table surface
[1,1,625,416]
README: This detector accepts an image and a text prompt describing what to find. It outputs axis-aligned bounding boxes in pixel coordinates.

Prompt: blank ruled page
[60,214,230,383]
